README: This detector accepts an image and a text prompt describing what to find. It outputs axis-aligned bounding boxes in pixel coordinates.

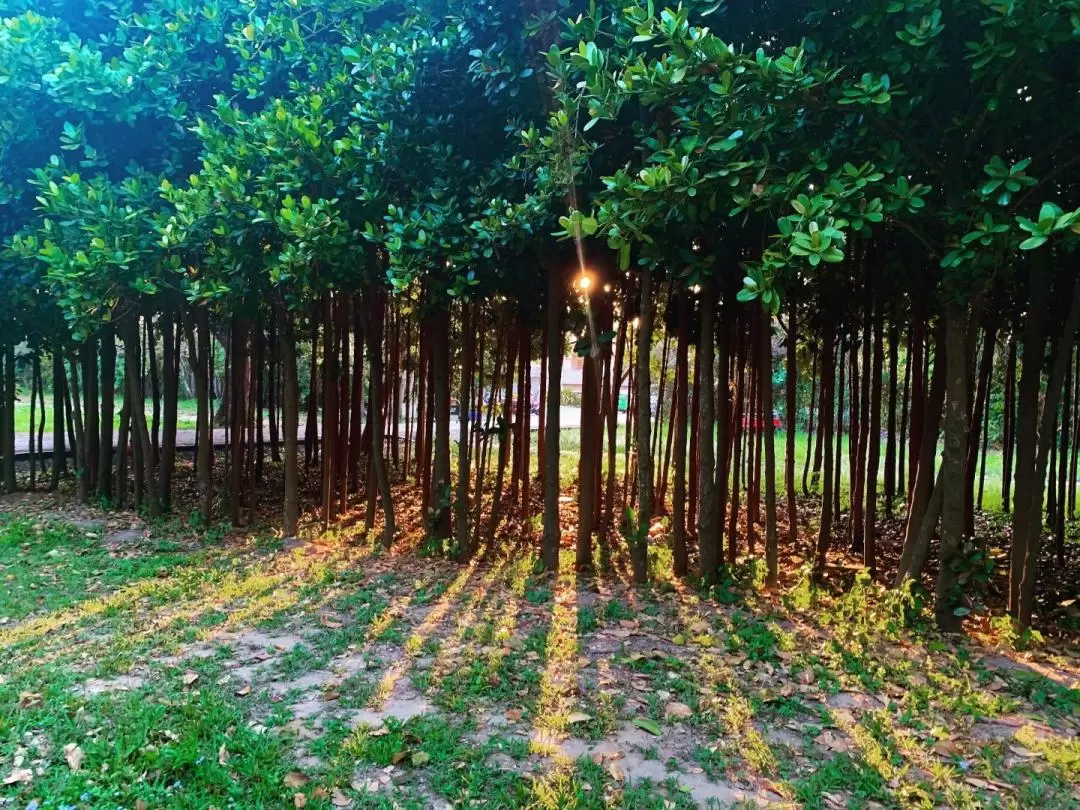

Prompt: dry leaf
[18,692,42,709]
[566,712,591,724]
[369,726,390,736]
[235,684,251,697]
[504,708,522,722]
[284,771,310,788]
[664,702,693,719]
[63,742,85,771]
[135,800,149,810]
[182,670,199,686]
[320,614,343,629]
[323,689,341,701]
[293,793,307,809]
[2,767,33,785]
[391,750,409,765]
[331,787,352,806]
[218,744,229,766]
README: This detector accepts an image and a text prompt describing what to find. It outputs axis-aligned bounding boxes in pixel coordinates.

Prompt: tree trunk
[123,318,160,517]
[1002,334,1018,513]
[604,316,627,534]
[147,317,160,464]
[432,307,452,548]
[727,320,747,565]
[760,308,779,588]
[814,325,836,579]
[1,341,15,492]
[672,293,690,577]
[99,325,116,500]
[542,269,563,573]
[321,297,339,530]
[698,281,719,583]
[577,327,599,570]
[305,316,319,469]
[803,353,817,496]
[160,312,179,509]
[631,271,654,583]
[897,326,947,581]
[784,300,798,546]
[883,320,898,516]
[1013,275,1080,627]
[455,303,474,559]
[864,298,884,572]
[362,290,395,548]
[279,305,300,536]
[936,303,971,631]
[964,321,996,536]
[68,354,88,501]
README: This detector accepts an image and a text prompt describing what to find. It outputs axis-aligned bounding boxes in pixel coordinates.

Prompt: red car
[742,411,783,431]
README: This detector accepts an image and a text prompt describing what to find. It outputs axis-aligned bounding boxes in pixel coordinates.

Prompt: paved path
[12,406,616,459]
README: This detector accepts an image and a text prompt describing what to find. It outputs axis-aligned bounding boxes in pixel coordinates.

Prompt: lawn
[1,507,1076,809]
[12,392,202,433]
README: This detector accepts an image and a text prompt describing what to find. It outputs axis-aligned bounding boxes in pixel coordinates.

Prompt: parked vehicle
[742,410,783,431]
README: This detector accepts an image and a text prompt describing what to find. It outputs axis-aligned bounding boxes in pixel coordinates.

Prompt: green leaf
[633,717,662,736]
[1019,235,1048,250]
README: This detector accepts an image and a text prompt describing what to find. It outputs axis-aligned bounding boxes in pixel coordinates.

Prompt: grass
[12,391,203,433]
[1,513,1077,809]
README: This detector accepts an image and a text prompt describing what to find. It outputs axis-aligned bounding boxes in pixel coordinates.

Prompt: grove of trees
[1,0,1079,632]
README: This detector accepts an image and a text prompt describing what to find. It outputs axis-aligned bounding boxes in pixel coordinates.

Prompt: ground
[0,496,1078,810]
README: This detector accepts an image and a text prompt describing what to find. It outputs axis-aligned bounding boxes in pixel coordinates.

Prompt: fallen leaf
[411,751,430,766]
[293,794,307,809]
[136,800,148,810]
[504,709,522,722]
[320,614,343,629]
[235,684,251,697]
[664,702,693,720]
[323,689,340,701]
[182,670,199,686]
[18,692,42,709]
[2,767,32,785]
[633,717,663,736]
[284,771,309,788]
[566,712,592,725]
[218,744,229,766]
[331,787,352,807]
[64,742,85,771]
[369,726,390,736]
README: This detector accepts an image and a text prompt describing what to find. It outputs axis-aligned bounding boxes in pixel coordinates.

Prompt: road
[11,406,617,459]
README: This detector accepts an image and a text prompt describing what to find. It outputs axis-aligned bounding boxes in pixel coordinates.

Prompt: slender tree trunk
[1,342,15,492]
[321,297,339,530]
[1013,276,1080,627]
[361,290,395,548]
[716,283,732,568]
[432,307,452,548]
[728,321,747,565]
[99,326,115,500]
[28,352,38,491]
[865,298,884,572]
[883,320,898,516]
[761,308,779,588]
[936,303,971,631]
[834,342,845,526]
[68,354,88,501]
[897,327,947,581]
[159,312,179,509]
[276,305,299,536]
[672,293,690,577]
[542,269,563,572]
[1002,334,1018,513]
[908,290,926,498]
[1054,350,1071,561]
[698,281,719,583]
[785,300,798,546]
[305,316,319,469]
[1069,349,1080,520]
[803,353,817,496]
[814,325,836,579]
[964,321,996,536]
[147,317,160,464]
[123,318,160,517]
[455,303,474,559]
[578,324,599,570]
[898,327,912,498]
[604,316,627,533]
[230,316,247,526]
[83,336,98,493]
